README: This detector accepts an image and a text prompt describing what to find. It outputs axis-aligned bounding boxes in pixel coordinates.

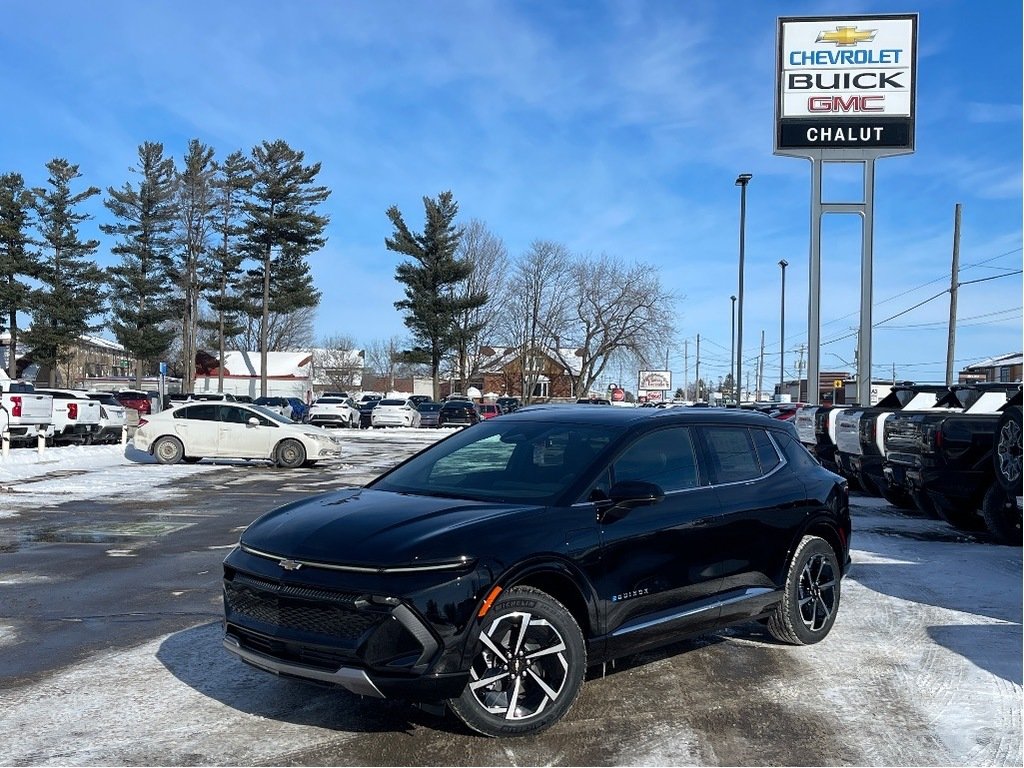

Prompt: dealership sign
[776,14,917,152]
[638,370,672,392]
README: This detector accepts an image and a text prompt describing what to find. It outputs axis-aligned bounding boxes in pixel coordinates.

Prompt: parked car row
[303,393,522,430]
[0,379,132,446]
[795,382,1022,544]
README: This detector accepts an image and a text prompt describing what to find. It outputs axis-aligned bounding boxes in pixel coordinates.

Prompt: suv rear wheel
[767,535,841,645]
[448,587,585,737]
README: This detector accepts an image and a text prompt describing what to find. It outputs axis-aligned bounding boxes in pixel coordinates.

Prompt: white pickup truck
[0,377,54,443]
[35,388,102,445]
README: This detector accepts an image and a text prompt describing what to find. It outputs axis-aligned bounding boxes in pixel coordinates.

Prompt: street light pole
[730,295,737,404]
[735,173,752,405]
[778,258,788,394]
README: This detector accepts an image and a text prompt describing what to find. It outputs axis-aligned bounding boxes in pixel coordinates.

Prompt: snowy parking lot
[0,431,1020,765]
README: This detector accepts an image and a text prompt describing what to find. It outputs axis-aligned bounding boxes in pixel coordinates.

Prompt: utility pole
[797,344,806,401]
[695,334,701,402]
[684,340,690,396]
[758,330,765,401]
[946,203,962,385]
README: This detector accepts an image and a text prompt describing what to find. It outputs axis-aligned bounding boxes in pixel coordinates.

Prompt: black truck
[882,383,1022,543]
[833,384,953,511]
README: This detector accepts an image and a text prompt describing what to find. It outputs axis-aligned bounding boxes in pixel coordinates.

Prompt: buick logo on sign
[278,559,303,571]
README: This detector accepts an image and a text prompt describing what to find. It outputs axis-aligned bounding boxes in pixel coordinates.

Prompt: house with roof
[195,350,315,400]
[958,352,1022,384]
[441,345,585,401]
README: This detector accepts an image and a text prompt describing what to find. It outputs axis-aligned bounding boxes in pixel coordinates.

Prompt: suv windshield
[370,419,622,504]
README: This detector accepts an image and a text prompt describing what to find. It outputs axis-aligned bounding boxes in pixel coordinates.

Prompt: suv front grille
[224,576,378,642]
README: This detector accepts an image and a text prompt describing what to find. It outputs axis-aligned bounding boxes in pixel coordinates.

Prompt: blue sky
[1,0,1020,391]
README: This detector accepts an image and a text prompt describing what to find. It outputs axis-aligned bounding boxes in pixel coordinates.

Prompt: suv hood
[240,488,540,567]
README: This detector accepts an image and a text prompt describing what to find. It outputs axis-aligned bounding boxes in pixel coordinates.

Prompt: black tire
[981,483,1022,545]
[153,436,184,465]
[448,586,585,737]
[994,407,1022,495]
[182,456,202,464]
[275,439,306,469]
[928,490,985,532]
[767,535,841,645]
[302,460,318,468]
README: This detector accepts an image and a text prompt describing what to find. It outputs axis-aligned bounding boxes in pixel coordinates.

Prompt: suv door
[594,426,727,657]
[698,425,810,622]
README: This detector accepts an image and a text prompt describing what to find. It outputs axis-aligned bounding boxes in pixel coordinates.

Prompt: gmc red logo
[808,95,884,112]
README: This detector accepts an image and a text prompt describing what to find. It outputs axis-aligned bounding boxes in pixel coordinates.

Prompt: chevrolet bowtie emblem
[278,559,303,571]
[816,26,877,46]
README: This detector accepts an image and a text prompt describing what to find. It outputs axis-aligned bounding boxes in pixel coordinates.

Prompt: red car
[479,403,503,419]
[113,390,153,415]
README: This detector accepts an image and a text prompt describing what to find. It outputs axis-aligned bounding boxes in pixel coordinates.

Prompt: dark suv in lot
[223,406,850,736]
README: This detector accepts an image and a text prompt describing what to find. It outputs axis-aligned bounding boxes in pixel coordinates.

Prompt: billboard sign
[776,14,917,153]
[638,370,672,392]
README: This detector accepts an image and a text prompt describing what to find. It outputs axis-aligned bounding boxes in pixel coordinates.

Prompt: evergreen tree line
[0,139,329,395]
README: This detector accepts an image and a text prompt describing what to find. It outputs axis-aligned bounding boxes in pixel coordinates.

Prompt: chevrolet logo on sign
[816,26,876,46]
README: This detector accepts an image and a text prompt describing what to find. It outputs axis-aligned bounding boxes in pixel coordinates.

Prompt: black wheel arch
[781,514,849,583]
[471,557,598,649]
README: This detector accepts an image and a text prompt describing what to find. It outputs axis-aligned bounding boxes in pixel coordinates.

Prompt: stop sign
[611,387,625,402]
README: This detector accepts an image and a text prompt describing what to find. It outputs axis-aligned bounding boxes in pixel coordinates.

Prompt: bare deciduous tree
[315,333,363,392]
[503,240,572,403]
[551,255,676,396]
[450,219,508,392]
[230,305,315,351]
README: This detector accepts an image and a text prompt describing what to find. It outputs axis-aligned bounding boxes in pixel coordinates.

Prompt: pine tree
[102,142,178,388]
[26,159,106,386]
[0,173,36,378]
[200,150,251,392]
[174,139,216,393]
[386,191,487,400]
[243,140,329,396]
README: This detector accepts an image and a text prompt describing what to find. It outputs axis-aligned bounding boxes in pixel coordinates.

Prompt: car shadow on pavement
[852,559,1022,686]
[156,621,452,734]
[926,624,1022,685]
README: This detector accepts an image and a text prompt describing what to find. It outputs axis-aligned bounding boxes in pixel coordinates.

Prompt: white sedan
[370,398,422,428]
[133,402,343,468]
[308,395,360,428]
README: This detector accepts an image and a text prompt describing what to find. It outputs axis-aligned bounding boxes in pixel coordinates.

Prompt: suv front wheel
[448,586,585,737]
[767,535,841,645]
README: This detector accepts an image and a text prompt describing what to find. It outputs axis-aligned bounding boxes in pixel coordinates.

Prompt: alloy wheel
[997,418,1022,485]
[468,611,569,721]
[797,554,837,632]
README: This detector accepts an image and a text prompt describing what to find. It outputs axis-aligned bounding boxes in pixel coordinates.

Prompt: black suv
[437,399,480,427]
[223,406,850,736]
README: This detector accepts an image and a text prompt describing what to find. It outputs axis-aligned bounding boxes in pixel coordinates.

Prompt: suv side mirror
[600,480,665,523]
[609,480,665,508]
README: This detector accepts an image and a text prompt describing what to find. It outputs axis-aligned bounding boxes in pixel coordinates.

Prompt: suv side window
[612,427,699,492]
[751,428,781,473]
[702,426,760,484]
[773,430,820,470]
